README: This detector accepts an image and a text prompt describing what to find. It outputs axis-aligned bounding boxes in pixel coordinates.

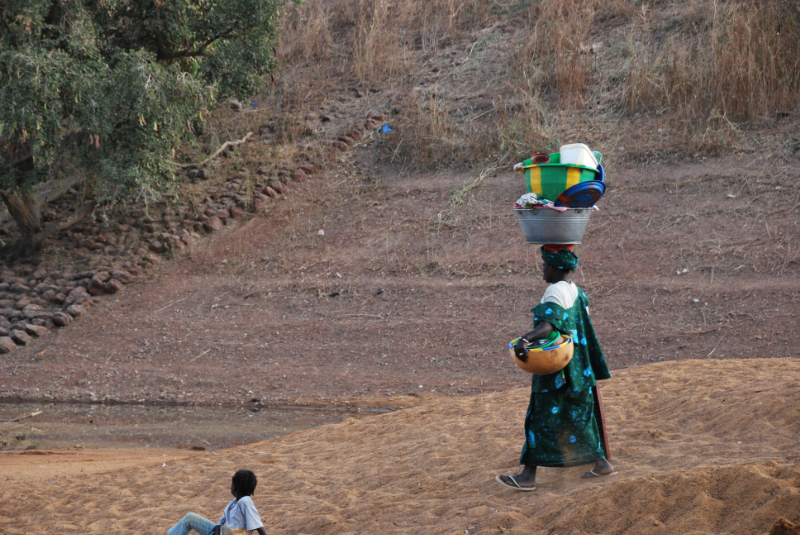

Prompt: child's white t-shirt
[218,496,264,531]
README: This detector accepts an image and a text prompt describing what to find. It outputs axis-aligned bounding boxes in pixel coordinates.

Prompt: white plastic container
[559,143,598,169]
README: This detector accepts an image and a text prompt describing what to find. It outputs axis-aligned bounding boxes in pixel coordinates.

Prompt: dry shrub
[623,0,800,127]
[281,0,495,84]
[511,0,600,108]
[491,84,552,157]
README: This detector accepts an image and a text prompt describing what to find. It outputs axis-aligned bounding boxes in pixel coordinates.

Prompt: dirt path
[2,358,799,534]
[0,153,798,408]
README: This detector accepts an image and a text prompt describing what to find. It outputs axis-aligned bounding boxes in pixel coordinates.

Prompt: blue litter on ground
[381,124,392,133]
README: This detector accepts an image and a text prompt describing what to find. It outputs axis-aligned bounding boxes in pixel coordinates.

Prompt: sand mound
[3,359,799,534]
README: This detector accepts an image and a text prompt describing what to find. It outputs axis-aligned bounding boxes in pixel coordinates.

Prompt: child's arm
[254,528,267,535]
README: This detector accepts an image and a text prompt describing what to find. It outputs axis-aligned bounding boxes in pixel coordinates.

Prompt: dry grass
[622,0,800,128]
[267,0,800,170]
[282,0,496,83]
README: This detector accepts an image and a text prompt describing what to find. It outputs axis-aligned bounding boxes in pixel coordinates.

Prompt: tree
[0,0,290,258]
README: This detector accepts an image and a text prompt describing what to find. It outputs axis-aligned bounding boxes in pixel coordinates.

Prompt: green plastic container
[519,152,602,201]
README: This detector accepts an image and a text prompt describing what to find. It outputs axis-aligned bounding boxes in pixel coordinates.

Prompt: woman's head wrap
[541,244,579,271]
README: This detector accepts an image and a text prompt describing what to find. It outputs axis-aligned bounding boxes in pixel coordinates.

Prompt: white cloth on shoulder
[540,281,578,310]
[218,496,264,531]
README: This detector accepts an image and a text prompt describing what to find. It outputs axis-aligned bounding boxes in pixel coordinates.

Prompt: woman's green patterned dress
[520,287,611,467]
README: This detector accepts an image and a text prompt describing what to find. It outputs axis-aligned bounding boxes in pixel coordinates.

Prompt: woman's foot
[580,458,617,479]
[496,465,537,490]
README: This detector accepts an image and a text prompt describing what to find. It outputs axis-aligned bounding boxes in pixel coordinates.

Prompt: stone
[24,324,49,337]
[299,164,316,175]
[305,112,319,121]
[104,279,123,293]
[53,292,66,305]
[67,285,87,300]
[229,206,246,218]
[9,282,30,293]
[93,271,111,283]
[111,270,134,284]
[292,169,308,181]
[0,336,14,354]
[0,327,8,336]
[11,330,33,345]
[52,312,72,327]
[15,298,31,309]
[331,140,348,151]
[22,304,49,319]
[216,208,231,220]
[204,216,223,231]
[88,278,106,296]
[338,136,356,146]
[0,316,10,329]
[264,187,278,198]
[143,253,161,265]
[0,299,12,309]
[65,304,84,318]
[40,289,56,302]
[229,98,243,111]
[149,240,167,253]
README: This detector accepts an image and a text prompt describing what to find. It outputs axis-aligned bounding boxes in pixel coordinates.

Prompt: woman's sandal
[495,474,537,491]
[580,469,619,479]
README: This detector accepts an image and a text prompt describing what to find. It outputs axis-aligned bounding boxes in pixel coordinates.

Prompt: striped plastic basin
[518,152,601,201]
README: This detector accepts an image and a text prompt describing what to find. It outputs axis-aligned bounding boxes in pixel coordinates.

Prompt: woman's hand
[513,338,529,362]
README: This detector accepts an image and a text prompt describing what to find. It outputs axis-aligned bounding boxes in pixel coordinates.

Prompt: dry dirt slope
[2,358,799,535]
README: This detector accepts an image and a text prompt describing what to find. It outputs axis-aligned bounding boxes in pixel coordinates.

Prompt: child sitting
[168,469,267,535]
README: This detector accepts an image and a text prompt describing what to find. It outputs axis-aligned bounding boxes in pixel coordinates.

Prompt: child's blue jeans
[168,512,216,535]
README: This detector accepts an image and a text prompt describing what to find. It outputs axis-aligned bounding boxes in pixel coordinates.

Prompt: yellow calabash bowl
[509,336,574,375]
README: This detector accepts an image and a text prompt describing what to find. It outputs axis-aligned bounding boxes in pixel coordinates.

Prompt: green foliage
[0,0,291,204]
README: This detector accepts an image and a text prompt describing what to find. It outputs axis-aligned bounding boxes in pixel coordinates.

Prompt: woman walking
[497,245,615,491]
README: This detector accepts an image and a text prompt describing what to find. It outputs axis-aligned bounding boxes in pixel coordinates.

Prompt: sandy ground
[0,448,203,483]
[1,153,799,410]
[2,358,798,534]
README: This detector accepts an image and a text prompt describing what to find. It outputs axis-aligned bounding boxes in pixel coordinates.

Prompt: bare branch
[174,132,252,169]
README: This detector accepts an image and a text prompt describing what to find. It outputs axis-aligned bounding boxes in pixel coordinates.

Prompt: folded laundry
[515,193,550,208]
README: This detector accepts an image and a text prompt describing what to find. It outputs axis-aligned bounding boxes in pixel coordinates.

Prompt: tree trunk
[0,189,43,257]
[1,188,94,259]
